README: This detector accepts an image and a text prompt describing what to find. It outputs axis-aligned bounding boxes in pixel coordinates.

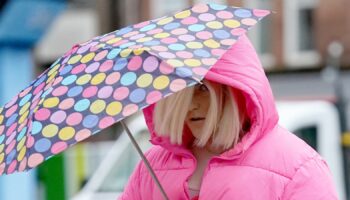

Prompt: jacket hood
[143,34,279,159]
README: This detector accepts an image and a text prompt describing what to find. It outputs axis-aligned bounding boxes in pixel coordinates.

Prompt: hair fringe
[154,80,246,151]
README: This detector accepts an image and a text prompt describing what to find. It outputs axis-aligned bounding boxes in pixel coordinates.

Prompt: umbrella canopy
[0,3,270,175]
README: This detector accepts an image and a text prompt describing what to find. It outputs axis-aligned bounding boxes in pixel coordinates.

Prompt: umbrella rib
[120,120,169,200]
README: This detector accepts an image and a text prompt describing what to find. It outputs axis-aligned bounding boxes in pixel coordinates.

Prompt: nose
[189,102,200,111]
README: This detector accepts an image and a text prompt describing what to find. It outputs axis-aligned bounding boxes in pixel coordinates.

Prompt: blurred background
[0,0,349,199]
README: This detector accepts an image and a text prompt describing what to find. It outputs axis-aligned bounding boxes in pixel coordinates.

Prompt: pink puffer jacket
[119,35,338,199]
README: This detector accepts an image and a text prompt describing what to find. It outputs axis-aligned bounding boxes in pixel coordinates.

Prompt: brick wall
[315,0,350,67]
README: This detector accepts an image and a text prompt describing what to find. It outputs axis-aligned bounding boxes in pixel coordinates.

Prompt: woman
[119,34,338,199]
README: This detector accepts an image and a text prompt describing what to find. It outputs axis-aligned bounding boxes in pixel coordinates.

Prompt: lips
[190,117,205,121]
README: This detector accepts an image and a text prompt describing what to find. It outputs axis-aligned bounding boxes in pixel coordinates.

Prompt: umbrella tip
[193,77,203,84]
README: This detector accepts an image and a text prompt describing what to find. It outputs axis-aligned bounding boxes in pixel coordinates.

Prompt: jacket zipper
[196,158,215,200]
[184,156,219,200]
[183,153,197,200]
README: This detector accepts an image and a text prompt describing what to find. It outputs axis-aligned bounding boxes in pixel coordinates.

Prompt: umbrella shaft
[121,120,169,200]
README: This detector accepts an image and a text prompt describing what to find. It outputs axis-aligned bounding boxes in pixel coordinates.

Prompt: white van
[71,100,346,200]
[277,100,346,200]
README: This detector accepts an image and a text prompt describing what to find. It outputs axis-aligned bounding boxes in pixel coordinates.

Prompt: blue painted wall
[0,47,37,200]
[0,0,66,199]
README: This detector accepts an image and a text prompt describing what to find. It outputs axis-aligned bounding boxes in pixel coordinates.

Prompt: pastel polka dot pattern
[0,3,269,175]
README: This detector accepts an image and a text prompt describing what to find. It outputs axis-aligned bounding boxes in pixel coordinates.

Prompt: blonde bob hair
[154,80,247,151]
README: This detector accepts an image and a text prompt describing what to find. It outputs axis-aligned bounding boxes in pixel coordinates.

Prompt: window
[194,0,227,5]
[298,8,315,51]
[294,126,318,150]
[150,0,190,18]
[150,0,233,19]
[283,0,320,68]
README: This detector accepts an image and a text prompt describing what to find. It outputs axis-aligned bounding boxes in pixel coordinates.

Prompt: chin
[191,133,201,140]
[187,128,202,139]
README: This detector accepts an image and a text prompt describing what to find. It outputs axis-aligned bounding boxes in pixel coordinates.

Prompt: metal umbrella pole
[120,120,169,200]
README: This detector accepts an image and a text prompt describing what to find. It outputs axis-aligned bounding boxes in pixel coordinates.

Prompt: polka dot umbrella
[0,3,269,184]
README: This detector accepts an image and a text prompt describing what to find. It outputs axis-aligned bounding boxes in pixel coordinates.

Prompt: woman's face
[185,84,210,139]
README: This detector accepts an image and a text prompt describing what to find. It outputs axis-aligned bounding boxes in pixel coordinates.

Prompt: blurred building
[92,0,350,71]
[33,0,350,72]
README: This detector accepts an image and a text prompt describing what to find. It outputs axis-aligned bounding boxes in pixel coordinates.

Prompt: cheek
[188,125,199,138]
[203,102,210,113]
[199,102,210,115]
[199,95,210,109]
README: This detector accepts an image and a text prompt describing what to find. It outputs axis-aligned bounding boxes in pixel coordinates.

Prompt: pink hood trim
[143,34,279,159]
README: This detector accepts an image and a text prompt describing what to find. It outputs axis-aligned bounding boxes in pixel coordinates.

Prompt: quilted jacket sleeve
[281,156,338,200]
[118,160,143,200]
